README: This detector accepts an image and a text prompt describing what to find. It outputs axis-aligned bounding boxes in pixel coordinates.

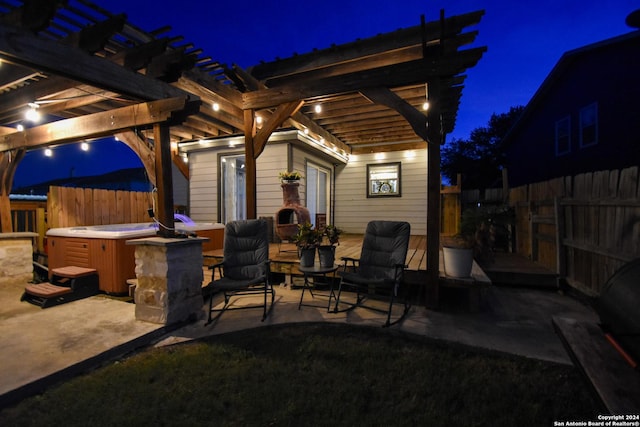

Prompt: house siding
[187,136,427,234]
[334,149,427,235]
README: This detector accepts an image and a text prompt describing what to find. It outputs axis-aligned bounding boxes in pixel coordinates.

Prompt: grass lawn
[0,322,599,426]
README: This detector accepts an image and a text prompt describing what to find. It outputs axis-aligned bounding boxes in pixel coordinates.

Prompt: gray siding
[334,150,427,235]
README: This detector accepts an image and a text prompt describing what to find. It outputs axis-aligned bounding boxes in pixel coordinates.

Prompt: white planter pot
[443,246,474,278]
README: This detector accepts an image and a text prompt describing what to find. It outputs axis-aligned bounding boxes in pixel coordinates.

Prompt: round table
[297,264,340,311]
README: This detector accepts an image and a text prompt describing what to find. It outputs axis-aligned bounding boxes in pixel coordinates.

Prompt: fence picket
[510,167,640,296]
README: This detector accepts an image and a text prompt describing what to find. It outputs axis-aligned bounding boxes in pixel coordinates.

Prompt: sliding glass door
[306,163,330,227]
[220,154,246,223]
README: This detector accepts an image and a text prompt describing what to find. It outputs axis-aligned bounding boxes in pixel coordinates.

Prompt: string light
[422,83,430,111]
[44,148,53,157]
[80,142,89,151]
[212,102,220,111]
[25,103,41,122]
[314,104,322,113]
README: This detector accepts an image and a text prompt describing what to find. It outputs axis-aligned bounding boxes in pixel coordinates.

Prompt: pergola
[0,0,485,306]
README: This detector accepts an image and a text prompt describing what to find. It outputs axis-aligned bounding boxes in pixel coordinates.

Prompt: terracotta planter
[442,246,473,278]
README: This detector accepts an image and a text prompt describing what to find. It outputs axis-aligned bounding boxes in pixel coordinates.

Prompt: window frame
[366,162,402,198]
[579,102,598,148]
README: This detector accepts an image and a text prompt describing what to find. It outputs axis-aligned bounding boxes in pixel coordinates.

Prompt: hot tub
[46,221,224,294]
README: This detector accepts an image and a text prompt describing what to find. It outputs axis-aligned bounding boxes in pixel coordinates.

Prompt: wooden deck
[204,234,427,271]
[203,233,492,311]
[203,234,490,286]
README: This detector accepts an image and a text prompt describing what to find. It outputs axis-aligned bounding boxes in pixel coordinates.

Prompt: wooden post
[153,123,175,237]
[244,109,257,219]
[0,149,25,233]
[555,196,566,277]
[425,124,442,309]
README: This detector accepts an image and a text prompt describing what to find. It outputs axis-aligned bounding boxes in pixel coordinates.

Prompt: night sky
[11,0,638,190]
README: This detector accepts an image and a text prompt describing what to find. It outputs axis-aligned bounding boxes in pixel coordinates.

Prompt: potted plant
[317,224,342,267]
[292,222,322,267]
[278,170,302,183]
[441,209,479,278]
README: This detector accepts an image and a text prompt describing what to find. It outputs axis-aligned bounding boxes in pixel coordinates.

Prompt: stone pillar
[0,232,36,285]
[126,237,208,325]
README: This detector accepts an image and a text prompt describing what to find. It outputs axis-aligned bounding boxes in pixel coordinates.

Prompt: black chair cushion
[222,219,269,281]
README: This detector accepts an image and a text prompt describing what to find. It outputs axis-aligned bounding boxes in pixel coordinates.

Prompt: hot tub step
[21,266,100,308]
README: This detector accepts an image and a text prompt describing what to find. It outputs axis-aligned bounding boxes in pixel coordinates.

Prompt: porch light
[25,103,41,122]
[44,148,53,157]
[212,102,220,111]
[80,142,89,151]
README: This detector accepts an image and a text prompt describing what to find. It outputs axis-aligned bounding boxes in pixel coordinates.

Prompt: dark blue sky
[12,0,638,190]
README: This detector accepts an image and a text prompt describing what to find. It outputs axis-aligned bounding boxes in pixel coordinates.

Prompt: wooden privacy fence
[47,186,152,228]
[510,166,640,296]
[9,199,47,253]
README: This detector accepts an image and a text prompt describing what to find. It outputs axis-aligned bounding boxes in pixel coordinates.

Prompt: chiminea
[275,182,310,241]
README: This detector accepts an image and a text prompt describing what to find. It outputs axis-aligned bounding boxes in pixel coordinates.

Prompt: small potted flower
[278,170,302,183]
[318,224,342,267]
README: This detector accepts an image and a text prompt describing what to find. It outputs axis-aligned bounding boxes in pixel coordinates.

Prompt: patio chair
[333,220,411,327]
[206,219,274,324]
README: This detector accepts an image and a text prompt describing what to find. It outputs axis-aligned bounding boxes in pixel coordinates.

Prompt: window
[555,116,571,156]
[580,103,598,148]
[367,162,401,197]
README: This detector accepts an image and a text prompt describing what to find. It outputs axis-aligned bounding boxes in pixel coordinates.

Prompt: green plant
[292,222,322,249]
[321,224,342,246]
[278,170,302,181]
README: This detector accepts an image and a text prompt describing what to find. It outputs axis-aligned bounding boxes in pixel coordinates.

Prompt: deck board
[205,234,430,273]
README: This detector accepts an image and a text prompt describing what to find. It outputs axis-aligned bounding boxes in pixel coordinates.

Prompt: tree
[441,106,524,189]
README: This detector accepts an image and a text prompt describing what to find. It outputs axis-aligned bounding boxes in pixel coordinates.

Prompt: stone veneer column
[127,237,207,325]
[0,232,36,285]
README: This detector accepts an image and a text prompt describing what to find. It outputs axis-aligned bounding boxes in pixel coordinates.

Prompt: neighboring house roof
[502,30,640,148]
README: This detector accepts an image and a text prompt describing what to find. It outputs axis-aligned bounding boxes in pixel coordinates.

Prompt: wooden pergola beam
[253,100,304,158]
[0,23,190,102]
[0,96,198,152]
[242,48,486,110]
[248,10,484,79]
[360,87,428,142]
